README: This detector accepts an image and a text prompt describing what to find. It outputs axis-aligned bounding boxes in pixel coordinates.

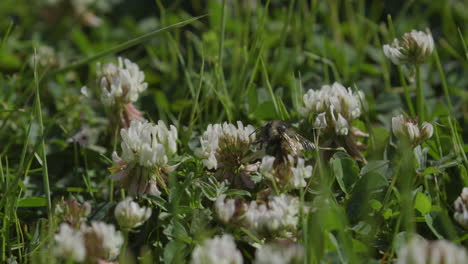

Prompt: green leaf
[369,199,382,211]
[199,181,218,201]
[460,165,468,186]
[421,167,439,176]
[251,101,277,120]
[332,157,348,196]
[360,160,388,176]
[414,192,432,215]
[424,213,444,239]
[331,152,360,196]
[17,197,47,207]
[163,240,187,264]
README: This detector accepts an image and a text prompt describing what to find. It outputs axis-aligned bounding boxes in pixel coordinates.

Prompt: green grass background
[0,0,467,263]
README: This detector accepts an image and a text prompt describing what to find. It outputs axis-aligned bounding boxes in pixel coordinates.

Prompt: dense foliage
[0,0,467,263]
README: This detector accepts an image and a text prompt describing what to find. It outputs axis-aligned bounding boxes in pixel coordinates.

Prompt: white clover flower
[255,242,304,264]
[259,156,276,180]
[112,120,178,196]
[302,82,364,136]
[196,121,256,170]
[383,29,434,65]
[114,197,152,230]
[98,57,148,106]
[397,237,468,264]
[215,195,237,223]
[314,112,327,129]
[243,194,299,237]
[454,187,468,229]
[291,158,312,189]
[333,112,349,136]
[54,223,86,262]
[120,120,177,167]
[191,234,243,264]
[392,114,433,147]
[420,122,434,140]
[82,221,124,261]
[30,45,64,69]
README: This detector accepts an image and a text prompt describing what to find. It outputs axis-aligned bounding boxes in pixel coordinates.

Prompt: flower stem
[398,67,415,116]
[122,229,129,259]
[415,65,425,122]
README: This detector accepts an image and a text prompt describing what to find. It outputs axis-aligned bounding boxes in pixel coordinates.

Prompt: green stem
[34,51,52,217]
[399,67,415,116]
[415,65,425,122]
[122,229,129,259]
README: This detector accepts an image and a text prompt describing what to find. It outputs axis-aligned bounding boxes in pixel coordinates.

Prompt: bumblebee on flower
[196,121,258,189]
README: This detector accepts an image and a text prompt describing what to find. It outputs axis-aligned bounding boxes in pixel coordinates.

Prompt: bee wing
[298,134,315,151]
[281,131,315,153]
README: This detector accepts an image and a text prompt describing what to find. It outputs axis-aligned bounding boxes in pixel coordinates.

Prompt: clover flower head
[302,82,364,136]
[114,197,152,230]
[120,120,177,167]
[243,194,299,237]
[383,29,434,65]
[30,45,65,69]
[196,121,256,170]
[392,114,433,147]
[111,120,178,196]
[215,194,237,223]
[82,221,124,261]
[191,234,243,264]
[397,237,468,264]
[54,223,86,262]
[454,187,468,229]
[255,242,304,264]
[98,57,148,106]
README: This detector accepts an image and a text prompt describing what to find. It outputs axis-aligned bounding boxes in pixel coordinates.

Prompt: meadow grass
[0,0,467,263]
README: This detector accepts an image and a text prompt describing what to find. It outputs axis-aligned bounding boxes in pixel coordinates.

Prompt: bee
[255,120,315,160]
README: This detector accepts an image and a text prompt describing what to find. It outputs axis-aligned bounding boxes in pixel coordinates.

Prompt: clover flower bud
[54,223,86,262]
[114,198,152,230]
[397,237,468,264]
[454,187,468,229]
[191,234,243,264]
[420,122,434,141]
[383,29,434,65]
[392,115,433,147]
